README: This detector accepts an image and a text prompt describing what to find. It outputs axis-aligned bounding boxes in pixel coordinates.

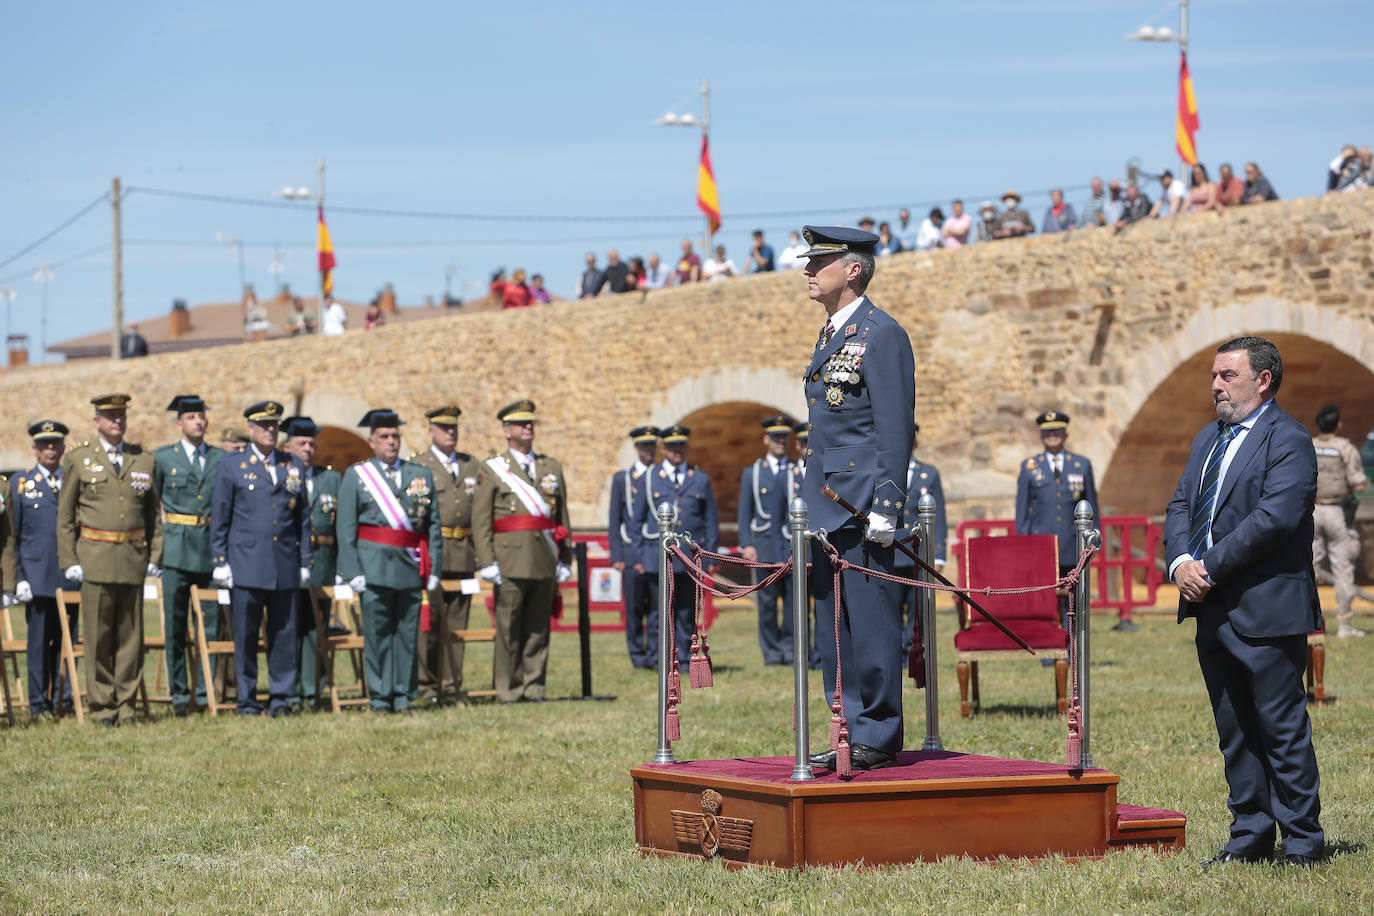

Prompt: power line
[0,192,110,272]
[0,244,110,287]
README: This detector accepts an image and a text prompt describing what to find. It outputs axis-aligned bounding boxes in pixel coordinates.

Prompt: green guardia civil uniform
[296,460,341,704]
[56,395,165,725]
[336,420,442,712]
[410,433,480,701]
[154,426,224,709]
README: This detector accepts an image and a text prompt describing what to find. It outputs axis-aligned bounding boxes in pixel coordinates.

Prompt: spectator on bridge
[1080,178,1106,228]
[702,244,737,282]
[1326,145,1363,193]
[994,191,1034,239]
[1042,188,1077,234]
[529,274,552,303]
[626,258,645,291]
[875,221,901,257]
[576,253,604,299]
[672,238,701,285]
[777,231,808,270]
[744,229,775,272]
[1101,180,1125,227]
[119,322,149,358]
[915,208,944,250]
[976,201,999,242]
[364,303,385,330]
[1217,163,1246,207]
[1181,163,1222,215]
[1359,146,1373,187]
[602,250,634,295]
[1150,170,1185,218]
[1113,184,1153,230]
[896,208,917,252]
[942,200,972,248]
[286,297,314,335]
[1243,162,1279,203]
[500,269,533,309]
[322,295,347,335]
[857,215,876,234]
[642,253,672,289]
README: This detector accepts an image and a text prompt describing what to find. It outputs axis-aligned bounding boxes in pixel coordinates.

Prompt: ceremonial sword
[822,484,1034,654]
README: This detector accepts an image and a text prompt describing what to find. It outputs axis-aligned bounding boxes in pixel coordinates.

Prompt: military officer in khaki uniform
[1311,404,1367,638]
[56,393,164,726]
[410,404,481,705]
[473,399,573,703]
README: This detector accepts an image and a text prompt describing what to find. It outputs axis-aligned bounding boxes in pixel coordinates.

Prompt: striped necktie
[1187,424,1239,558]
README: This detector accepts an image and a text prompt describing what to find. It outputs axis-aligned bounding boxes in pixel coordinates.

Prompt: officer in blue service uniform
[1014,410,1103,628]
[632,424,719,666]
[738,414,797,665]
[608,425,660,669]
[154,395,224,715]
[11,420,78,719]
[210,400,312,716]
[797,225,916,772]
[895,422,948,650]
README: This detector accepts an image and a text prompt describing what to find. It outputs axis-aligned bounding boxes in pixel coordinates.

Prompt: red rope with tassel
[822,542,853,779]
[664,563,681,742]
[688,545,713,688]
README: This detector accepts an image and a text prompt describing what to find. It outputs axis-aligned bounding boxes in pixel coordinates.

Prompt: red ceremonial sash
[492,514,570,544]
[358,524,433,579]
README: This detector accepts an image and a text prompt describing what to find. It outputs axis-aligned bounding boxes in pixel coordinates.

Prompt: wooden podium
[632,751,1185,869]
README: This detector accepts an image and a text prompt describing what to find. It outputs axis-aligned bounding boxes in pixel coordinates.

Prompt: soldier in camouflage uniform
[1311,404,1367,638]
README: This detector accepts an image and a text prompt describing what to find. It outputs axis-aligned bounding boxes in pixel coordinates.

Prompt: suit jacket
[607,464,652,568]
[472,451,572,580]
[57,440,164,584]
[1164,401,1321,638]
[634,462,719,575]
[210,447,312,591]
[410,447,479,575]
[801,298,916,533]
[336,458,442,589]
[896,458,948,567]
[10,467,71,597]
[1015,450,1099,566]
[154,441,224,573]
[306,465,342,587]
[737,458,794,564]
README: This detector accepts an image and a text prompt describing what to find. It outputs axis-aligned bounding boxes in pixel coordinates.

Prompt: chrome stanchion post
[918,492,943,751]
[1073,500,1098,769]
[653,501,677,765]
[789,497,814,781]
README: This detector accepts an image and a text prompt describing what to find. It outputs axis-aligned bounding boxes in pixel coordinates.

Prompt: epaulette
[456,451,473,462]
[155,442,175,453]
[406,451,417,460]
[325,464,334,472]
[125,443,143,455]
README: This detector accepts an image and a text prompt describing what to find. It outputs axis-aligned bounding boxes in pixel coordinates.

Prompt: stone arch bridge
[2,193,1371,543]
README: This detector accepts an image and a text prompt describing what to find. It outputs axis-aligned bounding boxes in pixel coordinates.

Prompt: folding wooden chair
[954,534,1069,717]
[136,577,170,713]
[439,579,497,701]
[1,601,28,725]
[311,584,369,712]
[53,588,85,724]
[188,584,239,716]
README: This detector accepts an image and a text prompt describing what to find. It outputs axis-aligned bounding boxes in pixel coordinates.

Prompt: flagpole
[700,77,712,263]
[316,155,326,333]
[1178,0,1188,182]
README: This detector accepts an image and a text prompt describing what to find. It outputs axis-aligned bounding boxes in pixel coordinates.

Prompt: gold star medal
[825,386,844,407]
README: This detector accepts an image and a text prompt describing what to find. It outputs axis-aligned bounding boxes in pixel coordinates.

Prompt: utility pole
[111,176,123,360]
[35,266,53,362]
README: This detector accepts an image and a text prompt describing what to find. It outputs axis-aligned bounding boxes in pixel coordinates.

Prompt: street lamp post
[216,234,247,292]
[652,77,713,263]
[273,155,326,332]
[34,266,53,362]
[0,287,14,367]
[1126,0,1190,180]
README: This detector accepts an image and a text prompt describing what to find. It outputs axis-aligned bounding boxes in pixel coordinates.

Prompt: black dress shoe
[1201,849,1272,868]
[1277,853,1321,868]
[268,706,293,718]
[1112,619,1142,632]
[173,703,190,718]
[849,743,899,770]
[809,749,836,769]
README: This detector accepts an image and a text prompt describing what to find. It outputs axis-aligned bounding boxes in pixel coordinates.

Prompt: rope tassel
[907,624,926,689]
[1066,704,1082,769]
[666,669,682,741]
[836,724,853,778]
[688,633,713,688]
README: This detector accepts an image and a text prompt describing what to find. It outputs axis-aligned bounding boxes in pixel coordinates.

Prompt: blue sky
[2,0,1370,359]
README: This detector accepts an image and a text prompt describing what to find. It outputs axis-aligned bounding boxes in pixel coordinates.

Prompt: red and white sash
[355,460,420,565]
[485,454,560,559]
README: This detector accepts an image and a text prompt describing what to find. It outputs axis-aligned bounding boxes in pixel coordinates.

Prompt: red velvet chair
[954,534,1068,717]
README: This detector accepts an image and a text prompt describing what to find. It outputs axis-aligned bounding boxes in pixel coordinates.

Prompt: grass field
[2,596,1373,914]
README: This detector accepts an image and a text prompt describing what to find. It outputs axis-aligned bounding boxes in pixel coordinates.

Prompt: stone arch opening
[1100,332,1374,517]
[316,425,372,472]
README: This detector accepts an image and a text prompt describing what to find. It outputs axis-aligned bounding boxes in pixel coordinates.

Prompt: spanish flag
[1175,52,1200,166]
[317,205,336,295]
[696,135,721,233]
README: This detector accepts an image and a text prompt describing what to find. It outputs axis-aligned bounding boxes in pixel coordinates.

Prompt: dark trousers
[493,577,553,703]
[25,596,77,712]
[361,584,421,710]
[81,582,144,724]
[811,529,904,754]
[1196,613,1324,858]
[645,570,697,666]
[231,586,297,714]
[293,590,331,704]
[162,566,217,706]
[755,569,795,664]
[418,585,472,700]
[622,566,657,668]
[894,564,921,651]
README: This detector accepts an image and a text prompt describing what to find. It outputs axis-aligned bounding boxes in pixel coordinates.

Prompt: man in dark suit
[632,424,719,666]
[210,400,312,717]
[738,415,796,666]
[796,225,916,772]
[895,423,947,650]
[608,425,660,669]
[1164,336,1325,869]
[11,420,76,719]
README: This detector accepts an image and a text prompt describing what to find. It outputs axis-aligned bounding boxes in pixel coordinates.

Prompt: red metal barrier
[952,516,1163,620]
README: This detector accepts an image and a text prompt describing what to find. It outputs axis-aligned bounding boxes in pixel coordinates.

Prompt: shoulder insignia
[326,464,334,471]
[81,440,89,447]
[659,470,667,479]
[1025,458,1036,469]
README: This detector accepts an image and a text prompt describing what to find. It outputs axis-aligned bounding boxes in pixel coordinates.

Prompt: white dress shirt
[823,296,867,340]
[252,443,277,485]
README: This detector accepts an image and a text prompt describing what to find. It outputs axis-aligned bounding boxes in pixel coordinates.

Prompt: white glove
[479,563,502,586]
[15,580,32,603]
[334,574,344,586]
[65,565,84,584]
[300,567,311,587]
[1,592,13,608]
[147,563,162,578]
[426,574,441,592]
[556,563,573,584]
[349,574,367,594]
[864,512,896,547]
[212,565,233,588]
